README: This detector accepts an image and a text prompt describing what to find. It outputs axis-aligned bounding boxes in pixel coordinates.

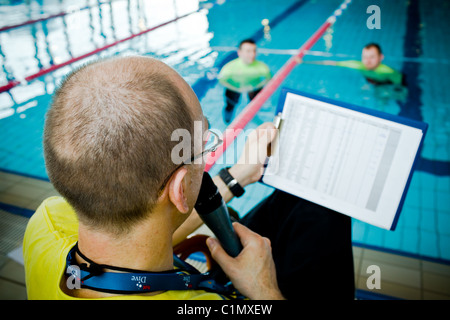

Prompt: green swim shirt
[335,60,403,85]
[218,58,272,92]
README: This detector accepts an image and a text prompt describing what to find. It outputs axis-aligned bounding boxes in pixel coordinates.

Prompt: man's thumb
[207,237,233,265]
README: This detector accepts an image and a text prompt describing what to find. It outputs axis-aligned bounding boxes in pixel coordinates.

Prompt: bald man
[23,56,354,300]
[23,56,282,300]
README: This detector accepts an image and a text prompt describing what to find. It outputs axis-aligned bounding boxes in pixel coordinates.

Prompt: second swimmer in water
[303,43,405,86]
[218,39,272,123]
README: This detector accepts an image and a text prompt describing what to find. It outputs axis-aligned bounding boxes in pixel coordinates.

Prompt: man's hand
[229,122,277,188]
[173,123,277,246]
[206,222,285,300]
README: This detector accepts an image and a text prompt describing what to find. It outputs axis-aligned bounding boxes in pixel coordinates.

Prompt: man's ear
[168,167,190,214]
[380,53,384,62]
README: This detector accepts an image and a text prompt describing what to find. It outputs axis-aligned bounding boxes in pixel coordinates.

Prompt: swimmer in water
[303,43,405,86]
[218,39,272,123]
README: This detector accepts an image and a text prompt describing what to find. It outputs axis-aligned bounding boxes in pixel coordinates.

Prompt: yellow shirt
[23,196,224,300]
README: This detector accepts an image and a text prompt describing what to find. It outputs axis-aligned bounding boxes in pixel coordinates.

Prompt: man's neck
[238,57,255,65]
[70,209,175,298]
[78,213,174,271]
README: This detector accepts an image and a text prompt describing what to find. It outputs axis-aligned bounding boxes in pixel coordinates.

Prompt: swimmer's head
[362,43,384,70]
[238,39,257,64]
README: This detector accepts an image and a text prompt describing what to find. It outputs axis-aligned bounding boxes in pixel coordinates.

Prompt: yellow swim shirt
[23,196,225,300]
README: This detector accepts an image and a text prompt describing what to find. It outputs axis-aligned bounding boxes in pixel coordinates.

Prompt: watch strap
[218,167,245,197]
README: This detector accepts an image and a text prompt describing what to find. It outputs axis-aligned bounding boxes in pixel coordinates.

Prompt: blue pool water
[0,0,449,262]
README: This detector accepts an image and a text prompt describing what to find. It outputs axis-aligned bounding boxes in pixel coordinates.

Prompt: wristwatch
[218,167,245,198]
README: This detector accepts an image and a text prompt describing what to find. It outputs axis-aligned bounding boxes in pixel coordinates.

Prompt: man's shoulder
[254,59,269,67]
[25,196,79,243]
[223,57,243,69]
[23,197,80,299]
[219,58,241,78]
[376,63,398,73]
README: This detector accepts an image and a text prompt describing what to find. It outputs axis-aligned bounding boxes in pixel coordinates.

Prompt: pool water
[0,0,449,262]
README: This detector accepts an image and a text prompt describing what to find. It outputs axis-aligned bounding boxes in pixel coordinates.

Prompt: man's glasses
[158,129,223,192]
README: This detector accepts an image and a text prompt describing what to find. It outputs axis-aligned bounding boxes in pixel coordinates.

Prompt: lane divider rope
[205,0,352,172]
[0,9,201,94]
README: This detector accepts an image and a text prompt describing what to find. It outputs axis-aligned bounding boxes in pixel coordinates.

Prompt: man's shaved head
[44,56,195,234]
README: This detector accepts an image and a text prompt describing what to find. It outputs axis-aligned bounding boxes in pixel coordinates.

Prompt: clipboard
[262,88,428,230]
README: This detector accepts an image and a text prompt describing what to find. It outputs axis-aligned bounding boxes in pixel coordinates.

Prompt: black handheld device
[194,172,243,257]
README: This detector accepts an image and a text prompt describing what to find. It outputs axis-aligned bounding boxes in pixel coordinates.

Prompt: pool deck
[1,170,449,300]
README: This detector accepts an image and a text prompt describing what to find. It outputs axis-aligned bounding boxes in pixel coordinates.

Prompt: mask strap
[73,243,179,281]
[67,243,244,298]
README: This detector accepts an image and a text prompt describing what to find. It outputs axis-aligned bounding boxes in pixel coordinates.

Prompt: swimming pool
[0,0,449,262]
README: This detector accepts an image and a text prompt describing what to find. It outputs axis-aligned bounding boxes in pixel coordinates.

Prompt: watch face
[227,179,238,188]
